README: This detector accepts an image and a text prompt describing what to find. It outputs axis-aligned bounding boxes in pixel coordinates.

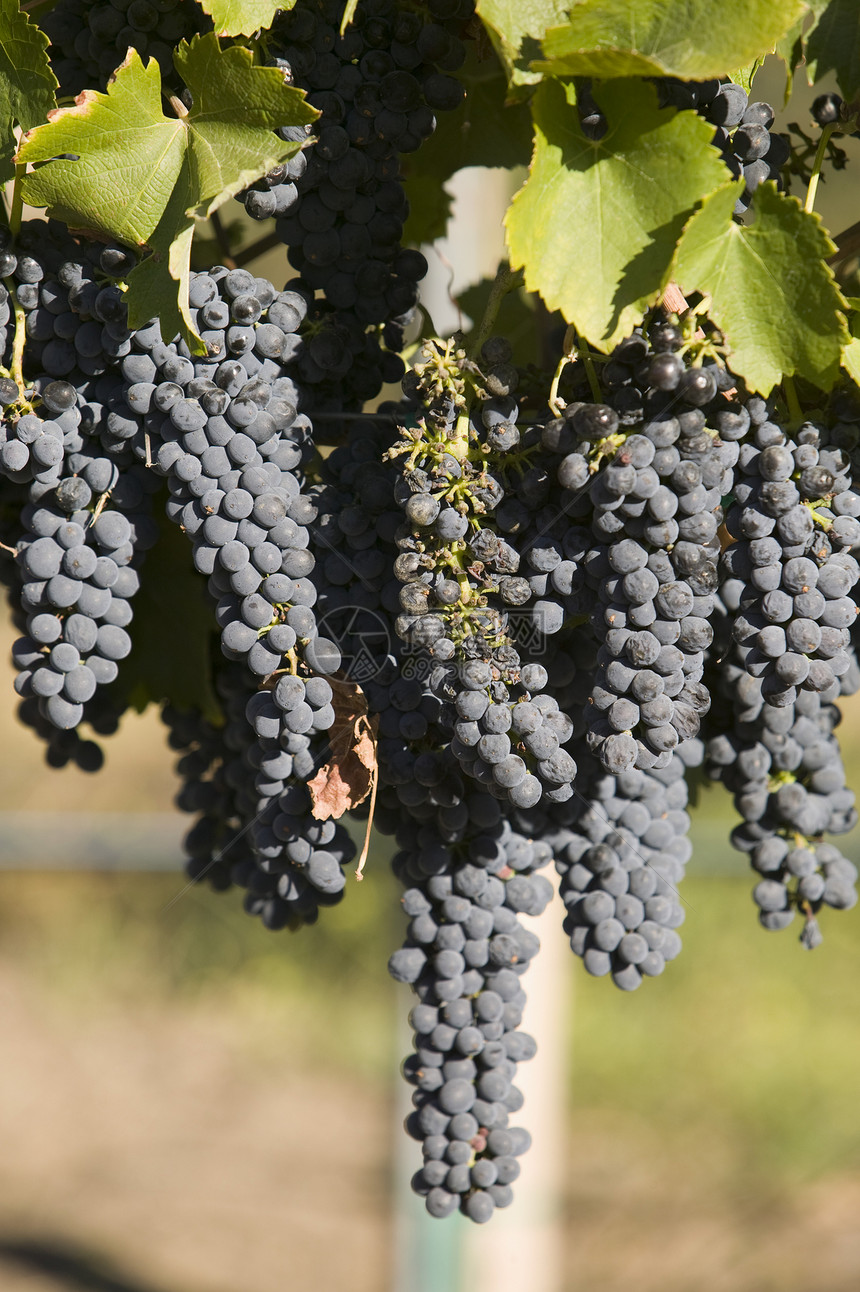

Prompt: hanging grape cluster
[1,0,858,1228]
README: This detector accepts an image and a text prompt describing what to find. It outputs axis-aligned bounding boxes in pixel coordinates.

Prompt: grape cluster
[0,225,162,741]
[578,78,789,211]
[389,338,581,808]
[102,264,370,927]
[166,659,358,930]
[657,79,790,213]
[547,324,731,776]
[42,0,207,98]
[389,792,550,1222]
[12,483,154,729]
[232,0,473,410]
[702,407,860,941]
[242,0,468,321]
[553,743,697,989]
[109,267,338,683]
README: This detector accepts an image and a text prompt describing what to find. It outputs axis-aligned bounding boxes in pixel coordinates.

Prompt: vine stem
[468,262,523,359]
[548,323,576,414]
[233,229,281,267]
[89,486,113,526]
[804,121,839,214]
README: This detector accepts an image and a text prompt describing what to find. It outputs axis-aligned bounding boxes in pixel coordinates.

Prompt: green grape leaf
[197,0,295,35]
[842,336,860,387]
[505,78,728,351]
[19,53,184,247]
[112,497,220,722]
[475,0,569,88]
[340,0,359,34]
[536,0,806,80]
[773,30,801,103]
[125,214,197,347]
[840,299,860,387]
[673,179,848,395]
[804,0,860,101]
[0,0,57,183]
[17,36,316,350]
[731,58,766,95]
[401,41,532,244]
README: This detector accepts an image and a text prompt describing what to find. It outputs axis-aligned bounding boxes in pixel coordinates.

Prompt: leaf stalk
[804,121,839,215]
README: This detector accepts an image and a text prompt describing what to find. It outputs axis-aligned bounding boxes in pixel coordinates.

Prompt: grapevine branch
[468,262,523,358]
[829,218,860,265]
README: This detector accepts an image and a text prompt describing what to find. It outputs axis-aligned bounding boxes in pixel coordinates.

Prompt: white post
[392,1011,465,1292]
[419,167,514,337]
[460,890,570,1292]
[392,891,571,1292]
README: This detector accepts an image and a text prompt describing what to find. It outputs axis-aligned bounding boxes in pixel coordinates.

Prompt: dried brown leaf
[308,678,378,821]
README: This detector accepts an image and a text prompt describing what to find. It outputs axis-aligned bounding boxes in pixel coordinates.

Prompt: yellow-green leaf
[17,35,316,351]
[476,0,569,88]
[197,0,295,37]
[842,335,860,387]
[505,78,728,350]
[19,52,185,246]
[0,0,57,183]
[536,0,806,80]
[674,180,848,395]
[804,0,860,101]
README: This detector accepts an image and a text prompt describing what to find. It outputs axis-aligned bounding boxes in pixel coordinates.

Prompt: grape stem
[548,325,602,411]
[4,278,29,404]
[340,0,359,37]
[548,323,576,414]
[468,262,523,360]
[354,756,379,882]
[89,487,113,527]
[804,121,839,214]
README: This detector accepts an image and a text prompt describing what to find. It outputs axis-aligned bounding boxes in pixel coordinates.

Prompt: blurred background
[3,53,860,1292]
